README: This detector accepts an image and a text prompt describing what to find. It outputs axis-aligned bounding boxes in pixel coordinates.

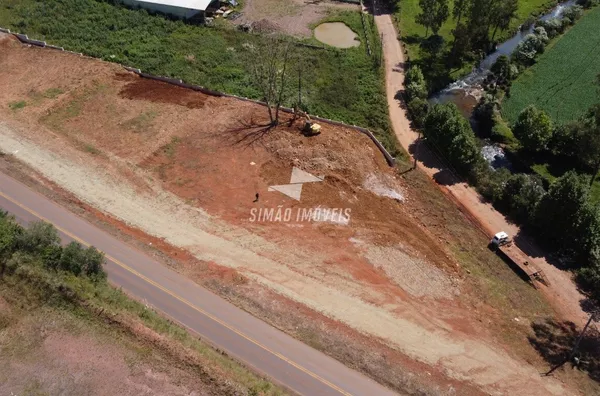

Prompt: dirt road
[373,10,588,327]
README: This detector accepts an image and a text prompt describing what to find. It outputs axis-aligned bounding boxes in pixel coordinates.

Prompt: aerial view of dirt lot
[1,33,597,395]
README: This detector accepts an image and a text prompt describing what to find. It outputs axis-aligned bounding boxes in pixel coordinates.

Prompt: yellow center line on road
[0,190,352,396]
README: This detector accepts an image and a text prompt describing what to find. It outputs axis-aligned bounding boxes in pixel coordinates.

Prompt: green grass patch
[503,6,600,124]
[0,1,394,153]
[43,87,64,99]
[396,0,557,86]
[122,110,158,133]
[8,100,27,110]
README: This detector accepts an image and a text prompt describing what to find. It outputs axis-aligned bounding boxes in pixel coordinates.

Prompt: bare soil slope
[0,33,576,395]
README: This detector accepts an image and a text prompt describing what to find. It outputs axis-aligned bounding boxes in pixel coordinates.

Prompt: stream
[430,1,576,168]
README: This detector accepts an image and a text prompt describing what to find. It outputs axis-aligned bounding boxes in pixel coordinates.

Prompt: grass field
[503,6,600,124]
[0,0,394,151]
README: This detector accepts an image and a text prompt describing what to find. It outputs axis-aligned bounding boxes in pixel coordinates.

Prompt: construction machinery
[298,111,321,136]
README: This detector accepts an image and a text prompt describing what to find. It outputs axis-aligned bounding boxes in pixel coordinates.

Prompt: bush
[423,103,482,175]
[0,212,22,262]
[534,171,593,257]
[562,5,584,23]
[407,97,429,128]
[16,222,61,255]
[537,18,564,39]
[513,105,553,151]
[503,173,546,224]
[513,33,544,65]
[477,167,512,204]
[473,94,500,136]
[404,66,428,101]
[576,0,598,9]
[491,116,517,145]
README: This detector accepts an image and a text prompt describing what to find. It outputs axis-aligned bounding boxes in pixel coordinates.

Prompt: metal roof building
[122,0,217,19]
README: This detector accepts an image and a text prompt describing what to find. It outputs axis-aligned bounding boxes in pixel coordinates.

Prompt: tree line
[0,211,106,280]
[404,59,600,305]
[416,0,518,64]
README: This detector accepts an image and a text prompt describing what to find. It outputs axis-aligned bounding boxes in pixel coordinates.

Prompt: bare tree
[244,36,293,126]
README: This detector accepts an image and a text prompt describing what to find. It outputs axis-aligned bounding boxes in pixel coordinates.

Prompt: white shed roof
[133,0,214,11]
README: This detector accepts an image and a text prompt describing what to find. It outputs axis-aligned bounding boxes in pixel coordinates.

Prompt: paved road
[373,8,587,327]
[0,172,396,396]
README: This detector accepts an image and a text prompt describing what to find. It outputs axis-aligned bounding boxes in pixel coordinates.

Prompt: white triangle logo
[290,167,324,184]
[268,184,303,201]
[268,167,324,201]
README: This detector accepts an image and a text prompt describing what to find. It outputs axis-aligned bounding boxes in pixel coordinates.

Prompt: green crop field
[0,0,395,151]
[503,6,600,124]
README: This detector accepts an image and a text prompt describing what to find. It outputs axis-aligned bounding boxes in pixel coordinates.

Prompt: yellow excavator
[298,111,321,136]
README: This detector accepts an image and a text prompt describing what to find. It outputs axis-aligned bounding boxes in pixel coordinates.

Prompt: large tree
[513,105,553,151]
[416,0,450,36]
[244,36,294,126]
[577,105,600,185]
[490,0,518,41]
[423,103,481,174]
[535,171,592,256]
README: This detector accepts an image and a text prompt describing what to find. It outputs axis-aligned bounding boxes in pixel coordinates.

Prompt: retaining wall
[0,26,396,167]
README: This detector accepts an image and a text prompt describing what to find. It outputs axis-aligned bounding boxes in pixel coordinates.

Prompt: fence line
[358,0,372,56]
[0,26,396,167]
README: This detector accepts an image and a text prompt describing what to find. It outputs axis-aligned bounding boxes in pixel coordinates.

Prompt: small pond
[314,22,360,49]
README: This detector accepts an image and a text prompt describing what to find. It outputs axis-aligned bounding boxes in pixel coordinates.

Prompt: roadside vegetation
[394,0,576,90]
[404,1,600,310]
[0,1,394,152]
[0,211,282,395]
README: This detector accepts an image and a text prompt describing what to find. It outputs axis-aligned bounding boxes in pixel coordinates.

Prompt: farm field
[503,5,600,124]
[0,0,394,150]
[396,0,556,63]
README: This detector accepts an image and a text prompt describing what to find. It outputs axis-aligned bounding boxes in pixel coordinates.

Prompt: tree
[404,66,428,101]
[535,171,591,256]
[244,36,293,126]
[423,103,481,174]
[577,104,600,185]
[513,105,553,151]
[416,0,450,36]
[16,221,60,254]
[452,0,471,24]
[490,0,518,41]
[503,173,545,224]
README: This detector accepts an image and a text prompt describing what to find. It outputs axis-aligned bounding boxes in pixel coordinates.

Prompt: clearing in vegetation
[1,32,591,395]
[0,0,393,150]
[502,6,600,124]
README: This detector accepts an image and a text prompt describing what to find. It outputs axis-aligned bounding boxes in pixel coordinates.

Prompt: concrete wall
[121,0,202,19]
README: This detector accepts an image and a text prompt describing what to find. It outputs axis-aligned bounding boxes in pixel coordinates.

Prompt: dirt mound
[251,19,281,33]
[119,77,207,109]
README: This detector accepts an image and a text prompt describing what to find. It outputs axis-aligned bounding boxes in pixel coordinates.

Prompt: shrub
[491,116,517,145]
[473,94,500,136]
[423,103,482,175]
[407,97,429,128]
[537,18,564,38]
[533,27,549,44]
[562,5,584,23]
[503,173,546,224]
[513,105,553,151]
[0,212,22,261]
[16,221,61,255]
[477,167,512,204]
[404,66,428,101]
[513,33,544,65]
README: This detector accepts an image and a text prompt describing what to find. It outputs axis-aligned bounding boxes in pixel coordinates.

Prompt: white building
[122,0,218,19]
